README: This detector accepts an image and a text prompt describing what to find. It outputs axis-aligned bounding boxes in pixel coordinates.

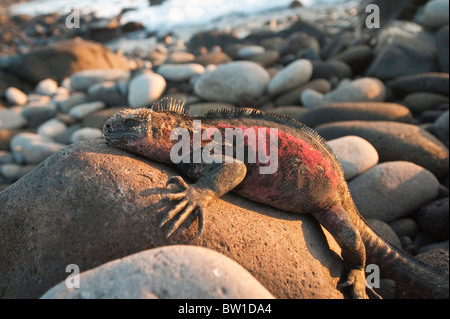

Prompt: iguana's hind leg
[312,206,368,299]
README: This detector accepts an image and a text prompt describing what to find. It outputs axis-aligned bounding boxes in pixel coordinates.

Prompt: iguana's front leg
[156,158,247,238]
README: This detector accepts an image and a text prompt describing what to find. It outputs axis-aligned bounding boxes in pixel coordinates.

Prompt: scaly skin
[103,98,449,299]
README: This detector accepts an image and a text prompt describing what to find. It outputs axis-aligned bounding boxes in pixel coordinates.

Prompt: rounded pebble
[194,61,270,103]
[11,132,66,164]
[327,136,379,181]
[0,109,27,130]
[157,63,205,81]
[35,79,58,96]
[69,101,106,120]
[268,59,313,95]
[5,87,28,106]
[128,72,166,108]
[349,161,440,222]
[37,118,67,138]
[70,127,103,143]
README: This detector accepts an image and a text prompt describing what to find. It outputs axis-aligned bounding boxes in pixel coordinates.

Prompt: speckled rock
[0,140,345,299]
[416,197,449,240]
[40,246,275,299]
[348,161,440,221]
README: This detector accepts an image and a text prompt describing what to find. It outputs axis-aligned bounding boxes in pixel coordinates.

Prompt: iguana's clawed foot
[339,267,370,299]
[156,176,214,238]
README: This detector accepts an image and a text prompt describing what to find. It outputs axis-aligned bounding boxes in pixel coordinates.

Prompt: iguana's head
[103,107,178,163]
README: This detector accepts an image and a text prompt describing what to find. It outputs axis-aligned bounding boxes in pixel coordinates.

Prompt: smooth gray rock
[40,245,275,299]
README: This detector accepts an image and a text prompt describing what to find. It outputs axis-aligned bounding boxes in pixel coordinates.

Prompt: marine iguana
[103,97,449,299]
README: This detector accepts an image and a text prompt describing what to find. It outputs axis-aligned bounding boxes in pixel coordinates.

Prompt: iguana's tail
[347,199,449,299]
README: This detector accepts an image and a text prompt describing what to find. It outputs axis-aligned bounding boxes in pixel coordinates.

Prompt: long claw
[167,176,188,190]
[166,204,196,238]
[195,207,204,239]
[160,192,185,202]
[159,199,188,228]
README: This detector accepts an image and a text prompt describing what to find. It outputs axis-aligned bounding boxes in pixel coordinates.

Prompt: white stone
[194,61,270,103]
[5,87,28,105]
[70,128,103,143]
[268,59,313,95]
[300,89,325,109]
[37,119,68,138]
[69,101,106,120]
[423,0,449,28]
[157,63,205,81]
[237,45,266,59]
[0,109,27,129]
[322,78,386,105]
[70,69,130,91]
[327,136,379,181]
[128,72,167,108]
[35,79,59,96]
[11,133,66,164]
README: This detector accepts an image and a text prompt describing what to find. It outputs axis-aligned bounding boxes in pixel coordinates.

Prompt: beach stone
[0,150,15,164]
[188,103,235,117]
[416,197,449,240]
[329,45,374,75]
[436,26,449,73]
[69,101,106,120]
[0,164,34,183]
[389,218,419,239]
[0,129,33,151]
[70,128,103,143]
[388,73,449,97]
[316,121,449,178]
[403,92,449,114]
[192,52,232,66]
[260,37,286,51]
[82,108,125,130]
[0,109,27,130]
[0,140,346,299]
[423,0,449,28]
[40,245,275,299]
[275,79,331,106]
[367,219,402,249]
[300,89,325,109]
[70,69,130,91]
[415,249,449,274]
[86,81,128,107]
[37,119,67,138]
[311,60,352,81]
[56,92,88,113]
[296,102,412,128]
[128,72,166,108]
[271,106,309,120]
[322,78,386,105]
[327,136,379,181]
[3,38,131,84]
[5,87,28,106]
[366,22,438,80]
[434,110,449,132]
[417,241,449,254]
[164,51,195,64]
[157,63,205,82]
[21,104,58,128]
[194,61,270,103]
[53,125,82,145]
[348,161,440,221]
[268,59,313,95]
[248,50,280,68]
[10,132,66,164]
[237,45,266,59]
[281,32,312,55]
[35,79,58,96]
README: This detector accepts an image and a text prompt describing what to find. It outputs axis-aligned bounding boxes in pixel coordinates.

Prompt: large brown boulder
[3,38,131,84]
[0,140,345,299]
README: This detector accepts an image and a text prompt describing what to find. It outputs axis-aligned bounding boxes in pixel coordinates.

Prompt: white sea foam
[10,0,354,35]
